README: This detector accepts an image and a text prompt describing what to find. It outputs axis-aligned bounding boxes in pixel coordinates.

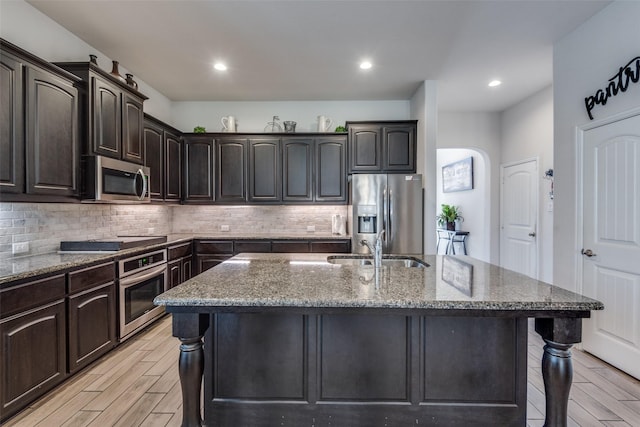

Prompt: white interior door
[581,113,640,380]
[500,159,538,278]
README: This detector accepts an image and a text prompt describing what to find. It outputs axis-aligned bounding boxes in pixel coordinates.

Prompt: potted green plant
[436,204,463,231]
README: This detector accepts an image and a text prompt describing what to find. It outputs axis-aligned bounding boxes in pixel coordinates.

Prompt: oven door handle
[119,264,167,287]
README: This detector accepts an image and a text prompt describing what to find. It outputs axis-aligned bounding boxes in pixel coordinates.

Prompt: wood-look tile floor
[3,316,640,427]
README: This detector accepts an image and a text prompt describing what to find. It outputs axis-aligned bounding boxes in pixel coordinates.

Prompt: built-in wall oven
[118,248,168,341]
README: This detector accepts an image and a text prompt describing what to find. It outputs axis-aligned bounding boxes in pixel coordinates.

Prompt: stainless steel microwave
[82,155,150,203]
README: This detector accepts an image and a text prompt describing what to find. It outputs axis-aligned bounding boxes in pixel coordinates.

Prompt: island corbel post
[172,312,208,427]
[535,317,583,427]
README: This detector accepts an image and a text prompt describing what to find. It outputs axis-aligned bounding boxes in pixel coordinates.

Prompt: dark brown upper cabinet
[347,121,417,173]
[182,133,347,205]
[56,61,148,165]
[282,138,313,202]
[1,39,80,201]
[348,125,381,171]
[282,136,347,204]
[122,92,144,163]
[249,138,280,203]
[0,45,25,195]
[183,136,215,202]
[315,136,347,202]
[165,130,182,200]
[25,67,79,197]
[216,137,247,203]
[143,115,182,202]
[143,119,163,200]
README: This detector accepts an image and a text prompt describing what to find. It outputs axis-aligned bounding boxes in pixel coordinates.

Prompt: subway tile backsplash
[0,203,172,259]
[0,203,349,259]
[171,205,348,235]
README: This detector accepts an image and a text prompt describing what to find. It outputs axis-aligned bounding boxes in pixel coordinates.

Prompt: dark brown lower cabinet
[310,240,351,253]
[0,300,67,421]
[195,238,351,274]
[67,282,117,373]
[66,262,116,374]
[195,240,233,274]
[168,242,193,288]
[197,255,232,275]
[271,240,311,253]
[234,240,271,254]
[204,313,526,426]
[169,258,182,289]
[169,257,193,288]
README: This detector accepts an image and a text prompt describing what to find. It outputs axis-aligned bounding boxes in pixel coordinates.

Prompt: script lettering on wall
[584,56,640,120]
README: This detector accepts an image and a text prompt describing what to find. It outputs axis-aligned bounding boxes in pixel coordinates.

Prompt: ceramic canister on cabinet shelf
[221,116,237,132]
[317,115,333,132]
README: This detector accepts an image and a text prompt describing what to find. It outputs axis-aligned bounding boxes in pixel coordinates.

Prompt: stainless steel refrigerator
[351,174,423,254]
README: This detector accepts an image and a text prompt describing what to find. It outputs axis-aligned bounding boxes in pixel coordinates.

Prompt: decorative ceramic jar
[125,73,138,90]
[110,60,126,83]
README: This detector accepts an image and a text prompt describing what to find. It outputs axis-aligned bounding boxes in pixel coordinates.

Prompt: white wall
[501,86,554,282]
[436,149,488,261]
[0,0,173,123]
[171,101,409,133]
[410,81,438,254]
[437,112,501,264]
[553,1,640,292]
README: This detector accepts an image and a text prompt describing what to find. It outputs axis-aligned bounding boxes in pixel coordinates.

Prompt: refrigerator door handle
[387,188,392,246]
[382,186,390,246]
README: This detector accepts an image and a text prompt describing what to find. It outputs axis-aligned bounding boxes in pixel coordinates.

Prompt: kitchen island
[154,253,603,427]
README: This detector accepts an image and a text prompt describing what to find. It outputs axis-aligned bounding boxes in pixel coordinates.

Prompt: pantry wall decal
[585,55,640,120]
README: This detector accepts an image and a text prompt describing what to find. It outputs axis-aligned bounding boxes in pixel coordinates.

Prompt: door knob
[581,249,597,257]
[528,232,536,237]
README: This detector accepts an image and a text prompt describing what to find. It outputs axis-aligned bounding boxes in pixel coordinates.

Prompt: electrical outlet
[220,224,230,232]
[12,242,29,255]
[306,225,315,232]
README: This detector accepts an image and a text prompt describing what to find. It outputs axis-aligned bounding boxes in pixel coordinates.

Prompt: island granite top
[154,253,603,312]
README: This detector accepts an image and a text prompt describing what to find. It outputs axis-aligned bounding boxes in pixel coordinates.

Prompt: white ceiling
[26,0,610,112]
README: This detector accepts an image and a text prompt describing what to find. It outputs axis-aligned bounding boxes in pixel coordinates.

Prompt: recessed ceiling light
[360,61,372,70]
[214,62,227,71]
[488,80,502,87]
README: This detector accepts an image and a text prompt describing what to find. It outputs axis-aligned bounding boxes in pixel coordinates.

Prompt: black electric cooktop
[59,236,168,252]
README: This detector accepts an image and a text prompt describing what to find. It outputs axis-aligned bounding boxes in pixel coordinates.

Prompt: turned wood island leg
[534,317,583,427]
[172,313,210,427]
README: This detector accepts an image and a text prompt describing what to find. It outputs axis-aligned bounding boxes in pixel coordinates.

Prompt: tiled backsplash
[171,205,349,235]
[0,203,349,259]
[0,203,172,259]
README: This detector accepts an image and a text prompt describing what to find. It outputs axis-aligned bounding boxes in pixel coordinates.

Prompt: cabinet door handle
[528,232,536,237]
[581,248,597,257]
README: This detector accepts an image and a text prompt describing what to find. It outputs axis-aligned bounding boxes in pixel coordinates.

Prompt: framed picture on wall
[442,156,473,192]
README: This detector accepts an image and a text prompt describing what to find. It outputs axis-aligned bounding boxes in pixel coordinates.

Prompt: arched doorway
[436,148,491,261]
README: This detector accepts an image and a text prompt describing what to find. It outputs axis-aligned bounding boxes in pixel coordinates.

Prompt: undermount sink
[326,255,429,268]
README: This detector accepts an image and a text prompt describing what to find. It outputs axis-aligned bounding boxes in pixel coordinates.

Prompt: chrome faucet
[360,229,386,269]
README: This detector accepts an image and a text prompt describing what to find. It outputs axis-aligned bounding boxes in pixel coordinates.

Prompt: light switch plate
[306,225,315,232]
[220,225,230,231]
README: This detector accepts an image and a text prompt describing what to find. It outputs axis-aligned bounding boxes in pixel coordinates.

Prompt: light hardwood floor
[3,316,640,427]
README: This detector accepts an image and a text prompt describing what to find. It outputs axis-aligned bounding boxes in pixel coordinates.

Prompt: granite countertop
[155,253,604,312]
[0,233,350,285]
